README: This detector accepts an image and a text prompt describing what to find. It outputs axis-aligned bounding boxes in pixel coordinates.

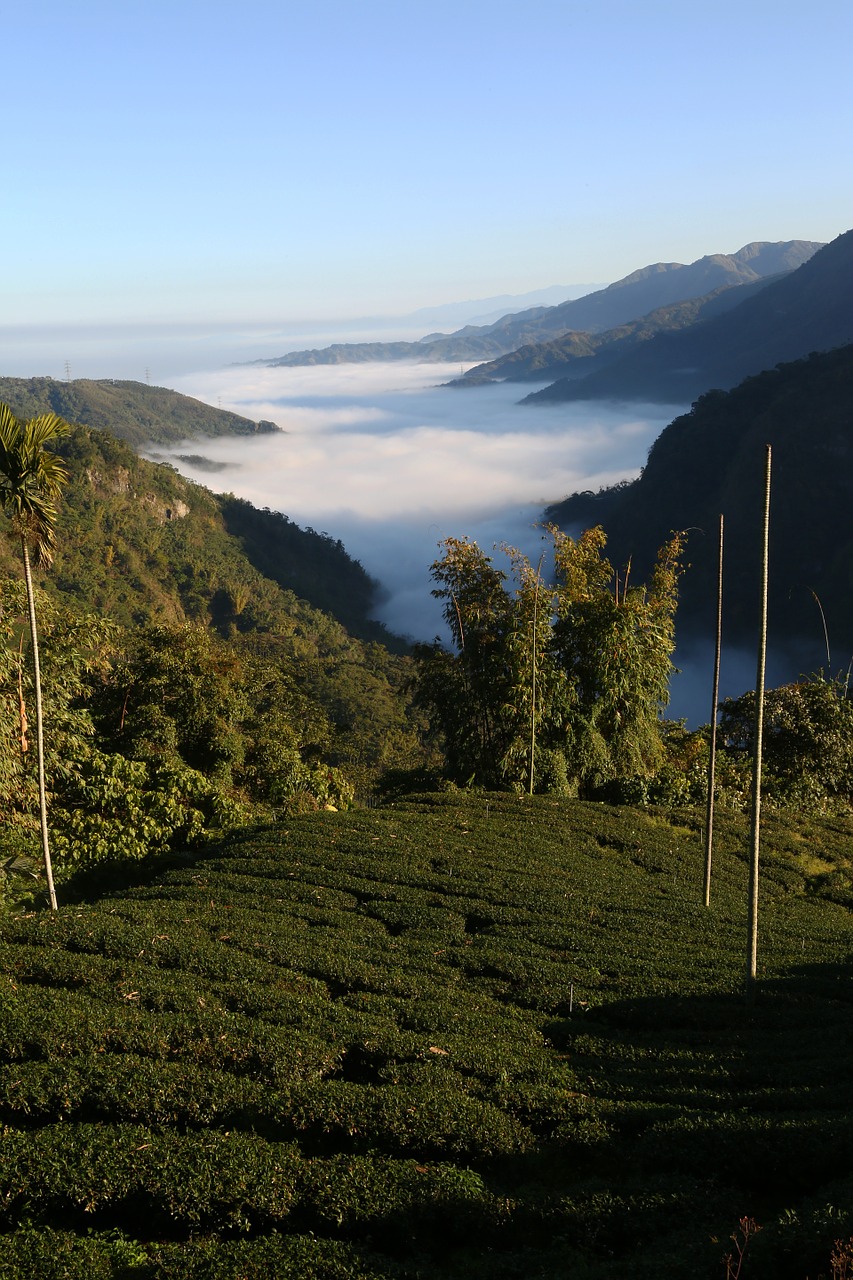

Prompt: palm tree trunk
[21,537,58,911]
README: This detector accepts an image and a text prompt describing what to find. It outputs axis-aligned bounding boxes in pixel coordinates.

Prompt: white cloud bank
[157,362,680,640]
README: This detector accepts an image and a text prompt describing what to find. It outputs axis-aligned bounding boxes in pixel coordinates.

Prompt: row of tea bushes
[1,793,852,1277]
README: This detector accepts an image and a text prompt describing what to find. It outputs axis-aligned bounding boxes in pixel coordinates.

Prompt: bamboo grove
[414,526,685,795]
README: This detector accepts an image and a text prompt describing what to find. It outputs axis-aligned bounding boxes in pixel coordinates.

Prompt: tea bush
[0,794,851,1276]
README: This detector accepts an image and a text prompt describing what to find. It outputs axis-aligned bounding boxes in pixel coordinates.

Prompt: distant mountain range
[523,231,853,405]
[261,241,822,368]
[0,377,281,448]
[445,277,779,388]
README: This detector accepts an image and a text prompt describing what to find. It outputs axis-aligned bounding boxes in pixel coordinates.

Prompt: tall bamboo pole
[528,553,545,796]
[703,514,724,907]
[747,446,772,997]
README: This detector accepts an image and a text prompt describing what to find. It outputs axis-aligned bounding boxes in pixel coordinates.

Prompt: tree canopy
[415,525,684,794]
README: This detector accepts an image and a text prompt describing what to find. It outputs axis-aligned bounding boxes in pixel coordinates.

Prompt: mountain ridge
[0,377,281,448]
[261,240,822,368]
[445,276,782,388]
[524,230,853,405]
[545,341,853,658]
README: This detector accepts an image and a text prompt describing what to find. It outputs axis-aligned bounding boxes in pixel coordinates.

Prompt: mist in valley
[155,361,676,636]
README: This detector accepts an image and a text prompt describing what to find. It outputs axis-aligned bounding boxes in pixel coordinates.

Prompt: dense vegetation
[32,421,400,646]
[0,418,431,891]
[0,378,281,448]
[0,795,851,1277]
[415,529,682,795]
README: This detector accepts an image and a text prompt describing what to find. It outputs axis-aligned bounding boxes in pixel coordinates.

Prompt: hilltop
[0,376,280,448]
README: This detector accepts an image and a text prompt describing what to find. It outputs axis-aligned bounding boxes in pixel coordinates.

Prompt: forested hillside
[546,343,853,655]
[0,422,428,884]
[0,377,280,447]
[0,423,394,648]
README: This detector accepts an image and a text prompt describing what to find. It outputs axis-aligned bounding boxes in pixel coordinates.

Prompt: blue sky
[6,0,853,325]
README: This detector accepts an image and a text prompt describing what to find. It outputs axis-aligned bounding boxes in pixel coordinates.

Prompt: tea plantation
[1,794,851,1278]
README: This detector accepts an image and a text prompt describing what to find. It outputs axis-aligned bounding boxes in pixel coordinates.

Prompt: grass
[0,793,851,1278]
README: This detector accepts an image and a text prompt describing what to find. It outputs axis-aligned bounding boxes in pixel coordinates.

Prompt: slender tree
[0,405,70,911]
[528,552,545,795]
[703,514,724,906]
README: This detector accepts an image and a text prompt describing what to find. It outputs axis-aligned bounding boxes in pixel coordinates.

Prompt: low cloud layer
[158,362,677,640]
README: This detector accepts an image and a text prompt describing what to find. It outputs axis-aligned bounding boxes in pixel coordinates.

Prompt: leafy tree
[551,524,684,787]
[416,526,683,794]
[719,675,853,809]
[0,406,70,909]
[416,537,516,787]
[88,622,355,815]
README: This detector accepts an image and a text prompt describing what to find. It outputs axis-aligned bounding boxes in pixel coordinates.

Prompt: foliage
[0,795,851,1275]
[0,583,365,897]
[719,675,853,810]
[0,421,428,802]
[0,405,70,569]
[415,526,683,793]
[0,376,280,448]
[0,403,74,910]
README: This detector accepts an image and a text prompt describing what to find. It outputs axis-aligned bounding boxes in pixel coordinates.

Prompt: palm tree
[0,404,70,911]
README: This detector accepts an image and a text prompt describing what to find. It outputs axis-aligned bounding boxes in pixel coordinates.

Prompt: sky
[5,0,853,334]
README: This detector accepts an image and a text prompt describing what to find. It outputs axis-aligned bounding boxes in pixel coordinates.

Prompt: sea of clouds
[156,361,677,642]
[153,359,806,722]
[2,315,781,719]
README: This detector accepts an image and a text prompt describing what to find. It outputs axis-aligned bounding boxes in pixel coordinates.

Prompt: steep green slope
[546,344,853,652]
[0,794,850,1278]
[0,376,280,447]
[0,424,420,805]
[0,422,394,647]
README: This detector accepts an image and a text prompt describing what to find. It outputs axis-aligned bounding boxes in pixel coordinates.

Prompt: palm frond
[0,403,70,564]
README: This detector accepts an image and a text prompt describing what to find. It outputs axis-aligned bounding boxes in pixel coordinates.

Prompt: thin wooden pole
[703,513,724,907]
[747,446,772,998]
[529,553,545,796]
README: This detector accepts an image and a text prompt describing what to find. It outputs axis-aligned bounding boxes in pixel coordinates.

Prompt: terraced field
[1,794,851,1277]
